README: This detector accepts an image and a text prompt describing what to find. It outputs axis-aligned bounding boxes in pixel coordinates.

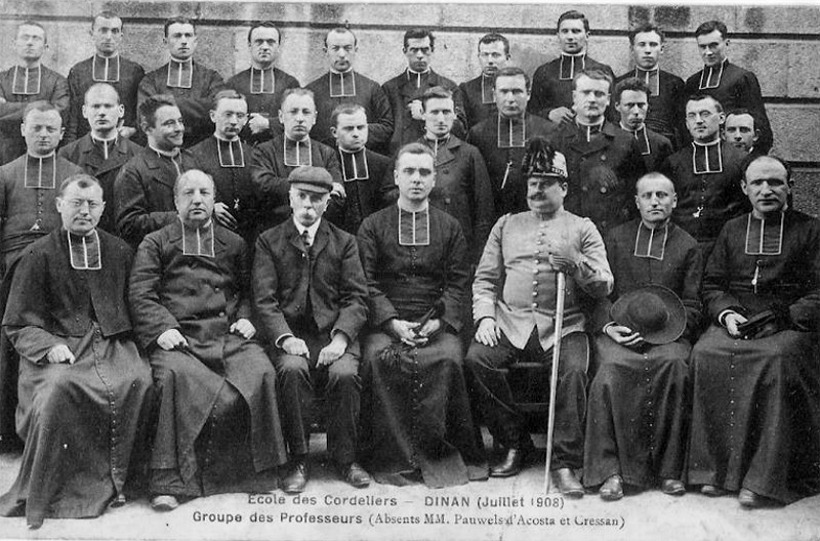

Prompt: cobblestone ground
[2,431,819,541]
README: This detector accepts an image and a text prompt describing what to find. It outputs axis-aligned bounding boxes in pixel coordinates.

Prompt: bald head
[174,169,215,227]
[83,83,124,138]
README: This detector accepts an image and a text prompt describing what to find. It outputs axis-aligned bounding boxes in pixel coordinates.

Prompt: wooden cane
[544,271,566,494]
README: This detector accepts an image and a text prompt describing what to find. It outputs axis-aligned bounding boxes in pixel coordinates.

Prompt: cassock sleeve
[438,219,469,332]
[64,66,84,143]
[366,85,394,149]
[787,220,820,332]
[51,73,70,116]
[680,239,705,340]
[701,224,743,321]
[357,215,399,327]
[467,146,495,262]
[248,142,290,209]
[472,214,507,324]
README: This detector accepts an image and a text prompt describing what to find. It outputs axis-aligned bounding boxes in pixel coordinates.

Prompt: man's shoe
[661,479,686,496]
[151,495,179,512]
[701,484,727,497]
[738,488,766,508]
[282,461,309,494]
[490,448,525,477]
[555,468,584,498]
[339,462,371,488]
[109,494,127,508]
[599,474,623,501]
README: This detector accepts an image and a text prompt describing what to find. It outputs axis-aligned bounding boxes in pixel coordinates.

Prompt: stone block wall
[1,1,817,215]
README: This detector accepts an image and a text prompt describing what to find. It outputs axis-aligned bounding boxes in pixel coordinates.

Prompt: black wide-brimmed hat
[610,284,686,345]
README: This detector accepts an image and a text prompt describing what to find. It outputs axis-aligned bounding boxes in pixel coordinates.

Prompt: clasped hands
[388,318,441,348]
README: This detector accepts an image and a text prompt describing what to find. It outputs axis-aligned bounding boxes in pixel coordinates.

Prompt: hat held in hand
[610,284,686,345]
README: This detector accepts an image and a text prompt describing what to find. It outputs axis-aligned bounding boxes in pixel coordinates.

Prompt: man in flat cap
[253,166,370,493]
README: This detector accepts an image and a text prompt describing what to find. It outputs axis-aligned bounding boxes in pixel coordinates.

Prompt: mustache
[528,193,548,201]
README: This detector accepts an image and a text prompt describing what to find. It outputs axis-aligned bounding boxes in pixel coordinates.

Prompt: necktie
[301,229,312,251]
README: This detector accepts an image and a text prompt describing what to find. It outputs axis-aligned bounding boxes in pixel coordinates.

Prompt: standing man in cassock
[254,166,371,493]
[0,21,69,166]
[683,21,772,153]
[688,155,820,507]
[467,67,556,217]
[189,90,260,244]
[65,11,144,144]
[458,33,511,130]
[305,27,393,153]
[138,17,224,148]
[59,83,143,233]
[382,29,467,154]
[584,172,702,501]
[226,21,299,145]
[528,10,614,126]
[615,24,684,148]
[330,103,393,234]
[0,174,152,529]
[464,138,612,495]
[549,69,646,232]
[250,88,343,232]
[660,94,747,258]
[614,78,674,172]
[129,169,287,511]
[115,94,197,248]
[0,101,82,452]
[357,143,487,487]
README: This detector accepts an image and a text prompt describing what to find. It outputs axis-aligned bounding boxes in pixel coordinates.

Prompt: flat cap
[288,166,333,193]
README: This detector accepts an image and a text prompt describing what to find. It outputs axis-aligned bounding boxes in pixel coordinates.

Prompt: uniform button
[600,186,608,194]
[533,268,538,274]
[531,303,538,309]
[532,291,537,297]
[534,260,540,265]
[601,155,607,161]
[532,281,538,286]
[581,186,588,192]
[219,311,226,317]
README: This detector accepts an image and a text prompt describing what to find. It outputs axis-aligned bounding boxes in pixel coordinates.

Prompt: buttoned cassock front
[59,134,143,233]
[528,55,614,119]
[458,74,497,130]
[225,67,299,145]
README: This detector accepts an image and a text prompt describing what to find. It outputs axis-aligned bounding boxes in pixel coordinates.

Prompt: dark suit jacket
[59,134,143,233]
[252,218,368,344]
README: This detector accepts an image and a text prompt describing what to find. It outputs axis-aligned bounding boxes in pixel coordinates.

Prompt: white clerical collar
[67,229,102,270]
[249,65,275,94]
[397,203,430,246]
[576,119,605,143]
[292,217,321,245]
[329,69,356,97]
[481,73,495,104]
[214,135,245,167]
[620,122,651,155]
[691,139,723,174]
[406,68,430,89]
[634,220,669,260]
[339,147,369,181]
[12,65,41,95]
[559,52,586,80]
[167,58,193,89]
[93,53,120,82]
[497,115,526,148]
[149,145,183,176]
[423,134,450,158]
[91,133,119,160]
[635,66,660,96]
[745,211,784,256]
[24,152,57,189]
[699,58,728,90]
[283,136,312,167]
[180,217,215,257]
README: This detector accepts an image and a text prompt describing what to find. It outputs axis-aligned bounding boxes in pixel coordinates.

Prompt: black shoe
[339,462,371,488]
[555,468,585,498]
[282,460,309,494]
[490,448,526,477]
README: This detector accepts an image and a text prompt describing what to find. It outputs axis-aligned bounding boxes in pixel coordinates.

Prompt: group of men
[0,7,816,530]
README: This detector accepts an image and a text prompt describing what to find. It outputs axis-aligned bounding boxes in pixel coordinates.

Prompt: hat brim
[610,284,686,345]
[289,181,331,194]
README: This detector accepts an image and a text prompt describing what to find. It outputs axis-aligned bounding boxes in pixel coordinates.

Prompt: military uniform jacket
[65,55,145,143]
[138,61,225,147]
[305,71,394,151]
[528,55,614,118]
[0,66,69,165]
[381,68,467,154]
[549,121,646,231]
[59,134,143,233]
[253,218,368,343]
[615,68,685,148]
[225,67,300,145]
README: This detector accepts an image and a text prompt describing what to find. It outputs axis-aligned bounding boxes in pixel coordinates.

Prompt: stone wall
[1,1,817,215]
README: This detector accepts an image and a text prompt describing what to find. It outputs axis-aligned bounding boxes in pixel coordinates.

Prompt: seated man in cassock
[59,83,143,233]
[253,166,371,493]
[464,138,612,496]
[189,90,261,244]
[357,143,487,487]
[129,169,287,511]
[584,172,703,500]
[688,155,820,508]
[250,88,343,232]
[0,173,152,529]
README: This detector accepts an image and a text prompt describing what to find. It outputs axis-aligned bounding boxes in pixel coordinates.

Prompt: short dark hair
[58,173,102,197]
[395,142,435,166]
[628,23,665,45]
[495,66,530,91]
[139,94,178,130]
[92,10,122,31]
[247,21,280,44]
[325,27,357,48]
[725,107,759,130]
[84,83,121,105]
[280,87,315,110]
[17,20,47,43]
[330,103,366,128]
[557,10,589,33]
[695,20,728,40]
[478,32,509,56]
[211,89,246,111]
[164,16,195,38]
[573,68,612,92]
[420,86,453,110]
[613,77,649,103]
[741,154,792,185]
[403,29,435,51]
[686,93,723,114]
[23,100,59,122]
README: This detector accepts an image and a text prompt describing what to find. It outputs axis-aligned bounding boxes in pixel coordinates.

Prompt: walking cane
[544,271,566,494]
